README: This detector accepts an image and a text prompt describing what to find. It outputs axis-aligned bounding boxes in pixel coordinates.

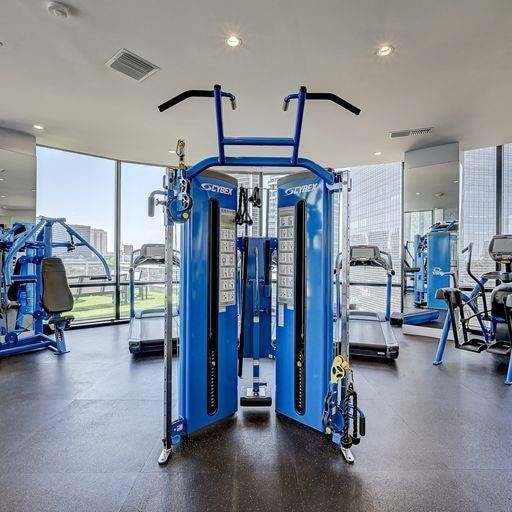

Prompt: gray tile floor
[0,325,511,511]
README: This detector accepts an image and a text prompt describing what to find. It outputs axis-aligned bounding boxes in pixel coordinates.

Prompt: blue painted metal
[403,309,439,325]
[179,172,238,435]
[186,156,335,184]
[239,237,276,360]
[427,232,452,309]
[385,273,392,322]
[275,173,333,432]
[1,217,112,357]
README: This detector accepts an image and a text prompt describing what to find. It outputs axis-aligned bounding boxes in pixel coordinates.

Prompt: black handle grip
[359,414,366,437]
[89,275,108,281]
[306,92,361,115]
[158,90,214,112]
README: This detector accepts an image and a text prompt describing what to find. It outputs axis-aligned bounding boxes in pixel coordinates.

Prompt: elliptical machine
[434,235,512,385]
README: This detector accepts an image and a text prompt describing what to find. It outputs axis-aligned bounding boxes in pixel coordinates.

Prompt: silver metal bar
[340,170,351,358]
[159,167,174,465]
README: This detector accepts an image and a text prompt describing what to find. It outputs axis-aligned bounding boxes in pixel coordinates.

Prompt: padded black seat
[41,257,74,315]
[490,283,512,319]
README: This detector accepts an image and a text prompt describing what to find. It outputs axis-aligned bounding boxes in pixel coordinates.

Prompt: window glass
[460,147,496,287]
[36,147,116,321]
[348,162,402,312]
[503,144,512,233]
[120,163,166,318]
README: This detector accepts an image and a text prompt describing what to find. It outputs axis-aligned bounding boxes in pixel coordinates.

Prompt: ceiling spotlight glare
[374,151,382,156]
[377,45,394,57]
[226,35,241,47]
[168,149,176,154]
[415,192,421,196]
[452,179,459,184]
[33,124,44,130]
[47,1,70,19]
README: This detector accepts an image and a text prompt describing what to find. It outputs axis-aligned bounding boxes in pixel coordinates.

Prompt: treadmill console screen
[350,245,379,262]
[489,236,512,261]
[140,244,166,260]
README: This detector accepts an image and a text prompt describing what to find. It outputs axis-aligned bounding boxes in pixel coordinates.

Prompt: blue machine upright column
[180,171,239,434]
[275,172,332,432]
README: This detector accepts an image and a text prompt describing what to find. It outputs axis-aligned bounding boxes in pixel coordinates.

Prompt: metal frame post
[159,168,175,464]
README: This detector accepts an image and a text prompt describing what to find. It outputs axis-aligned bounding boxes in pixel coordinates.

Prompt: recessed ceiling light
[168,149,176,154]
[374,151,382,156]
[33,124,44,130]
[32,189,36,192]
[0,178,4,182]
[377,45,394,57]
[47,1,69,19]
[226,35,241,47]
[415,192,421,196]
[452,179,459,183]
[0,195,6,198]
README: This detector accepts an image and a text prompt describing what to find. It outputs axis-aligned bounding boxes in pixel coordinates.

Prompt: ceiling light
[47,1,69,19]
[0,178,4,182]
[31,189,36,192]
[374,151,382,156]
[435,192,445,198]
[33,124,44,130]
[226,35,241,47]
[168,149,176,154]
[452,179,459,183]
[377,45,394,57]
[415,192,421,196]
[0,195,6,198]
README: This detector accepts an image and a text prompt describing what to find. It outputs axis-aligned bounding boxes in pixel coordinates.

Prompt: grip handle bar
[158,85,236,112]
[89,275,109,281]
[283,88,361,116]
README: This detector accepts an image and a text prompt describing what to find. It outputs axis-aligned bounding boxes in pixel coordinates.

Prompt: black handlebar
[282,88,361,116]
[158,85,236,112]
[89,275,109,281]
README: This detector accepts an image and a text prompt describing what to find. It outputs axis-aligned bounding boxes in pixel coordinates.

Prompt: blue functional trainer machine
[0,217,111,357]
[152,85,366,465]
[413,221,458,309]
[395,221,458,328]
[434,235,512,385]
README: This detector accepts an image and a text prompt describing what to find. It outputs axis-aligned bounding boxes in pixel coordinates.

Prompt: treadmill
[128,244,179,354]
[345,245,399,359]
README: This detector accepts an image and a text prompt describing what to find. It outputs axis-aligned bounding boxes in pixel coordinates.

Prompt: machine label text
[284,183,319,196]
[200,183,234,195]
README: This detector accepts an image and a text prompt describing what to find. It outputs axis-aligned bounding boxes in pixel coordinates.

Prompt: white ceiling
[1,0,512,168]
[0,149,36,211]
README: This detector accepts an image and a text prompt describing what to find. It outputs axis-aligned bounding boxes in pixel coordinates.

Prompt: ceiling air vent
[390,127,433,138]
[105,49,159,82]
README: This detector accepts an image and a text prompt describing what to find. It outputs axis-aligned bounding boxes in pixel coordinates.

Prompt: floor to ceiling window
[349,162,402,312]
[36,146,116,322]
[459,147,497,287]
[503,143,512,233]
[120,163,166,318]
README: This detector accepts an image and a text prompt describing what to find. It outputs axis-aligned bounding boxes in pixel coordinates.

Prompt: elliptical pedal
[486,341,511,356]
[458,339,488,353]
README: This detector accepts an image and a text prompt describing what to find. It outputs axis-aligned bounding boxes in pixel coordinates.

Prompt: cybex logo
[200,183,234,195]
[284,183,319,196]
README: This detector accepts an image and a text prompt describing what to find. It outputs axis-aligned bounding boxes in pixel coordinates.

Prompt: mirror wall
[402,143,460,314]
[0,128,36,229]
